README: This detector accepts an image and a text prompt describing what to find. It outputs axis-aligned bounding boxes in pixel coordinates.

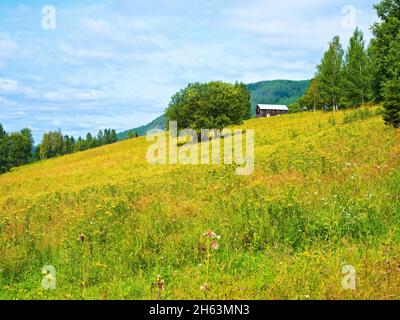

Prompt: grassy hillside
[117,80,310,139]
[1,107,400,300]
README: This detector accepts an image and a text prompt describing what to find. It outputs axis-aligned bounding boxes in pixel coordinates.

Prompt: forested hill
[117,79,310,139]
[247,79,310,114]
[118,115,166,139]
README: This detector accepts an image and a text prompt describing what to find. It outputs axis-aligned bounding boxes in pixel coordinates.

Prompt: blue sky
[0,0,377,142]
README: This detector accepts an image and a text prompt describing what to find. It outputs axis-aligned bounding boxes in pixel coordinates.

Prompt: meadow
[1,107,400,300]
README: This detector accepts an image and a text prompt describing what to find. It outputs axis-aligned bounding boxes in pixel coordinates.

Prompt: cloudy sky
[0,0,377,142]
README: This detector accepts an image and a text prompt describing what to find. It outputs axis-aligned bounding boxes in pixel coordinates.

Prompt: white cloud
[0,78,19,92]
[0,96,19,107]
[59,43,117,60]
[75,90,104,101]
[0,78,35,95]
[225,0,375,51]
[81,16,150,34]
[41,89,104,102]
[0,33,18,60]
[80,18,111,32]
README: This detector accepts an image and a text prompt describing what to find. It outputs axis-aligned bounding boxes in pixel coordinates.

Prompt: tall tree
[40,130,64,159]
[20,128,34,162]
[166,81,251,132]
[97,130,104,145]
[370,0,400,102]
[342,28,371,107]
[0,126,33,173]
[110,129,118,143]
[74,137,86,152]
[62,135,74,154]
[316,36,344,111]
[0,131,9,173]
[103,129,111,144]
[382,31,400,127]
[86,132,94,149]
[299,78,323,111]
[0,124,5,139]
[0,129,34,170]
[7,133,28,167]
[370,0,400,127]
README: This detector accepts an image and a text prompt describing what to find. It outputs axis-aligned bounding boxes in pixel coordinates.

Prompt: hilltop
[1,107,400,299]
[117,79,310,139]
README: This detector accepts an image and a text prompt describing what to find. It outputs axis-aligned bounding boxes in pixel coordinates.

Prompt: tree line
[0,124,34,174]
[37,129,118,159]
[295,29,370,112]
[295,0,400,128]
[0,125,118,174]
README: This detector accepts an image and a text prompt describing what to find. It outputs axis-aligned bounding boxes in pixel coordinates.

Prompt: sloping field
[1,107,400,299]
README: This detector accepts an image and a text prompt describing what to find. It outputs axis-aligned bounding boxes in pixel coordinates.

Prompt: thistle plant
[200,230,220,293]
[151,274,165,300]
[77,232,88,298]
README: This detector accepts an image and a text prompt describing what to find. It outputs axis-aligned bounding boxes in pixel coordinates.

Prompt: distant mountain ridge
[117,79,310,139]
[118,115,166,139]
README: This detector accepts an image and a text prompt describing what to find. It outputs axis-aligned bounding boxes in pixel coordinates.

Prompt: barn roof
[257,104,288,111]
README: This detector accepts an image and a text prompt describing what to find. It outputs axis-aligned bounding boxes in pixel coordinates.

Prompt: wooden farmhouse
[256,104,289,118]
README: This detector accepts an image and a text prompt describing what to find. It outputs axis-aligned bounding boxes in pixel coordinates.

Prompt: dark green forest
[247,80,310,115]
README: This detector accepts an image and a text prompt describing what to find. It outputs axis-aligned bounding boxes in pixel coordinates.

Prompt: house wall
[256,108,288,118]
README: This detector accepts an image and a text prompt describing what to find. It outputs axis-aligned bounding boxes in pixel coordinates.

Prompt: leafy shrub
[343,108,376,124]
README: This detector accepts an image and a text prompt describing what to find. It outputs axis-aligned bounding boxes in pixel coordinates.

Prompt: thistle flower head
[78,233,86,242]
[203,230,221,239]
[200,283,210,292]
[156,274,165,291]
[211,239,219,250]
